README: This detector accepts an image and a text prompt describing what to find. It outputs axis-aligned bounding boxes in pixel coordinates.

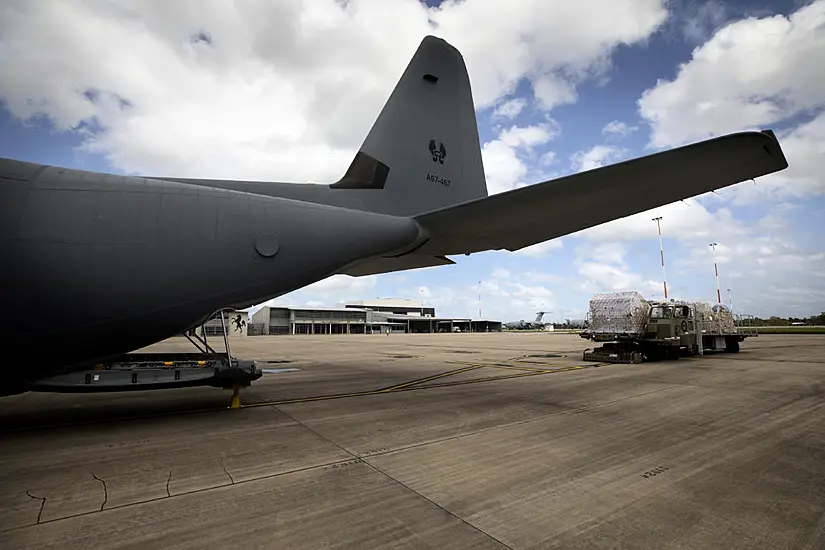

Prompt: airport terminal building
[249,298,501,335]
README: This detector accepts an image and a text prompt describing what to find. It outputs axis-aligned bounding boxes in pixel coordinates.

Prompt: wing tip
[757,128,790,171]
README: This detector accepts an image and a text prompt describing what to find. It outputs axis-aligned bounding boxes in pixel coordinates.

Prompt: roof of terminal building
[386,314,467,322]
[345,298,429,308]
[263,305,367,312]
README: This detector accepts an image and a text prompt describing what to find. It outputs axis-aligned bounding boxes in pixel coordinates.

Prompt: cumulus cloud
[671,236,825,317]
[493,98,527,119]
[574,196,747,244]
[569,145,627,172]
[638,0,825,150]
[389,268,561,322]
[294,274,378,300]
[638,0,825,237]
[481,120,562,194]
[480,138,528,195]
[679,0,730,43]
[574,242,663,297]
[601,120,638,139]
[252,273,380,313]
[0,0,668,180]
[499,121,560,149]
[513,239,564,258]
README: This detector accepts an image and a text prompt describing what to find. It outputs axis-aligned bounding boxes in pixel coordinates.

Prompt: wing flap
[413,130,788,256]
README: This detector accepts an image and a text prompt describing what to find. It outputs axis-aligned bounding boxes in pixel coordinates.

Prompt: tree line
[748,312,825,326]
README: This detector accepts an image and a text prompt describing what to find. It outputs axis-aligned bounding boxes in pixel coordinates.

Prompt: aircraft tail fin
[333,36,487,216]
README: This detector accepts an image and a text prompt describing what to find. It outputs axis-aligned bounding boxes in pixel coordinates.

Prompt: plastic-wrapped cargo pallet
[692,302,737,334]
[587,292,651,335]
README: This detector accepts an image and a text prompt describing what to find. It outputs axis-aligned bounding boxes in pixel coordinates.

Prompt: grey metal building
[250,299,501,335]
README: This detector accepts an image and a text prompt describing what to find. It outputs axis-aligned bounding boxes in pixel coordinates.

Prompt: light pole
[652,217,668,300]
[710,243,721,304]
[727,288,733,311]
[420,288,424,316]
[477,280,482,320]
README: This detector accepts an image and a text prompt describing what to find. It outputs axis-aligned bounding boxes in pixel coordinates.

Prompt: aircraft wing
[339,130,787,275]
[413,130,787,257]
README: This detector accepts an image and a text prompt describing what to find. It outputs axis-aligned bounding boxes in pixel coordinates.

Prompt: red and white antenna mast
[652,217,668,300]
[709,242,722,304]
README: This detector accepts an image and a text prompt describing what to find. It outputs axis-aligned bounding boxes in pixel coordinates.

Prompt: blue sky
[1,0,823,321]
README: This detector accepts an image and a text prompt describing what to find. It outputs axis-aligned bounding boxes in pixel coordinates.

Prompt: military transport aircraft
[504,312,551,331]
[0,35,789,396]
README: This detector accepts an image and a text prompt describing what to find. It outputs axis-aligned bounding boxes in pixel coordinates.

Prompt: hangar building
[249,298,500,335]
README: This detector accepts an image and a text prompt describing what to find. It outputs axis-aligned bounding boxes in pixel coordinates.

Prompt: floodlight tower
[652,217,668,300]
[709,243,722,304]
[477,280,482,320]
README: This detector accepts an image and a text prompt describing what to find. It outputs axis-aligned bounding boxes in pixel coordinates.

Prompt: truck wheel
[724,337,740,353]
[642,347,663,362]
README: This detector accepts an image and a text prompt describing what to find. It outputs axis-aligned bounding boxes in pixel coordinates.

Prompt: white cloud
[255,273,380,313]
[531,75,579,110]
[499,121,560,149]
[481,120,562,194]
[639,0,825,149]
[513,239,564,258]
[680,0,730,43]
[298,274,377,299]
[480,138,527,195]
[636,0,825,217]
[577,261,662,295]
[671,236,825,317]
[613,0,825,317]
[416,285,433,299]
[493,98,527,119]
[540,151,557,166]
[0,0,668,179]
[569,145,627,171]
[523,271,564,285]
[573,241,662,297]
[601,120,638,139]
[574,196,747,244]
[398,269,560,322]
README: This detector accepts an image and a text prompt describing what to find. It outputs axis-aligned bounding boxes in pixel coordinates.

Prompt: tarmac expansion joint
[25,490,46,524]
[91,472,108,511]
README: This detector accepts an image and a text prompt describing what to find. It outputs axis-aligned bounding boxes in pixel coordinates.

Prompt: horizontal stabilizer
[411,130,788,257]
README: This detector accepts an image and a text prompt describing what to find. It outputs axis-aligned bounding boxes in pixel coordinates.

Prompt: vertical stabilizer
[333,35,487,216]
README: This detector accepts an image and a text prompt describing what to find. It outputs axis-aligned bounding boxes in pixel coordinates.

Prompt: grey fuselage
[0,159,422,387]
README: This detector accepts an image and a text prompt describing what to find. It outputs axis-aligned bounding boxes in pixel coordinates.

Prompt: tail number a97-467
[426,173,451,187]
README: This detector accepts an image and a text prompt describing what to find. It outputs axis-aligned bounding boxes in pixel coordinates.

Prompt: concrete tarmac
[1,333,823,549]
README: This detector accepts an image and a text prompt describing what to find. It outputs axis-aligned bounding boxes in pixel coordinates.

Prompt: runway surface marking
[243,359,609,408]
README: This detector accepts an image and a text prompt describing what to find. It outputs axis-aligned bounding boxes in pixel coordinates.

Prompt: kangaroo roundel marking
[429,139,447,164]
